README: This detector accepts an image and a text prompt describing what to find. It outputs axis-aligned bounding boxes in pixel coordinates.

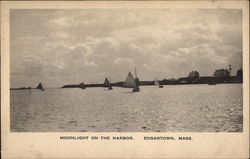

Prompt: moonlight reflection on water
[10,84,242,132]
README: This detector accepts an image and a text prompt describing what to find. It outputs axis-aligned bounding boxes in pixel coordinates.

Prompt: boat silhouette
[36,82,44,91]
[104,77,113,90]
[154,78,164,88]
[123,69,140,92]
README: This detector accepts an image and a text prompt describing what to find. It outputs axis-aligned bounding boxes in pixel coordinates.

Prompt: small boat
[133,68,140,92]
[79,82,86,89]
[36,82,44,91]
[104,77,113,90]
[154,78,164,88]
[208,81,217,85]
[132,87,140,92]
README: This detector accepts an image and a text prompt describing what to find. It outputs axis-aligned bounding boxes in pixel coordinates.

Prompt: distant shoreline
[61,76,242,88]
[10,88,41,90]
[10,76,242,90]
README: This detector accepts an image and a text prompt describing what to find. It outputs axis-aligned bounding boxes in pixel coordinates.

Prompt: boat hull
[132,87,140,92]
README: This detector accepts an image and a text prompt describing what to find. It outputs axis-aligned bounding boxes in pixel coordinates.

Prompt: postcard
[1,1,249,158]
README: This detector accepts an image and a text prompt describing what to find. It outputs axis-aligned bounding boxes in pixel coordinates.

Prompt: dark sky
[10,9,242,87]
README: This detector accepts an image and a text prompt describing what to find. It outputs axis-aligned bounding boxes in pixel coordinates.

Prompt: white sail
[123,72,136,88]
[154,79,160,86]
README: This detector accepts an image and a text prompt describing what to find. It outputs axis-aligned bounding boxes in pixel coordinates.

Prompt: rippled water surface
[10,84,243,132]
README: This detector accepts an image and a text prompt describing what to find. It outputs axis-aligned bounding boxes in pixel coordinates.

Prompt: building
[213,69,230,77]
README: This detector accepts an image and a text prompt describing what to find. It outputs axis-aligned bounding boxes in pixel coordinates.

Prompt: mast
[134,67,139,88]
[135,68,137,78]
[132,68,140,92]
[155,78,159,86]
[107,77,112,89]
[229,65,232,76]
[108,77,112,87]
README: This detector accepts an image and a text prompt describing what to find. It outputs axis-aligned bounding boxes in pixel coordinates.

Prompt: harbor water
[10,84,243,132]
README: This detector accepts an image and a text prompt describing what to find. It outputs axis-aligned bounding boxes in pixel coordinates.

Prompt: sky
[10,9,242,88]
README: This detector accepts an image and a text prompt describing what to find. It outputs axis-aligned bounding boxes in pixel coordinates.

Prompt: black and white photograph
[10,8,243,132]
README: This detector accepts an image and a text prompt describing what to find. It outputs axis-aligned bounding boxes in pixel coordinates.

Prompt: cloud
[48,17,77,28]
[51,31,71,39]
[69,43,92,56]
[84,61,98,67]
[114,57,134,65]
[10,9,242,87]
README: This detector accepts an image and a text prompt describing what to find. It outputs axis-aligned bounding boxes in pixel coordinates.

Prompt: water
[10,84,243,132]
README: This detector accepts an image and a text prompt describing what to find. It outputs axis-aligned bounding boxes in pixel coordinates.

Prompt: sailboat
[36,82,44,91]
[104,77,112,90]
[123,72,137,88]
[154,78,164,88]
[123,69,140,92]
[133,68,140,92]
[108,78,113,90]
[79,82,86,89]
